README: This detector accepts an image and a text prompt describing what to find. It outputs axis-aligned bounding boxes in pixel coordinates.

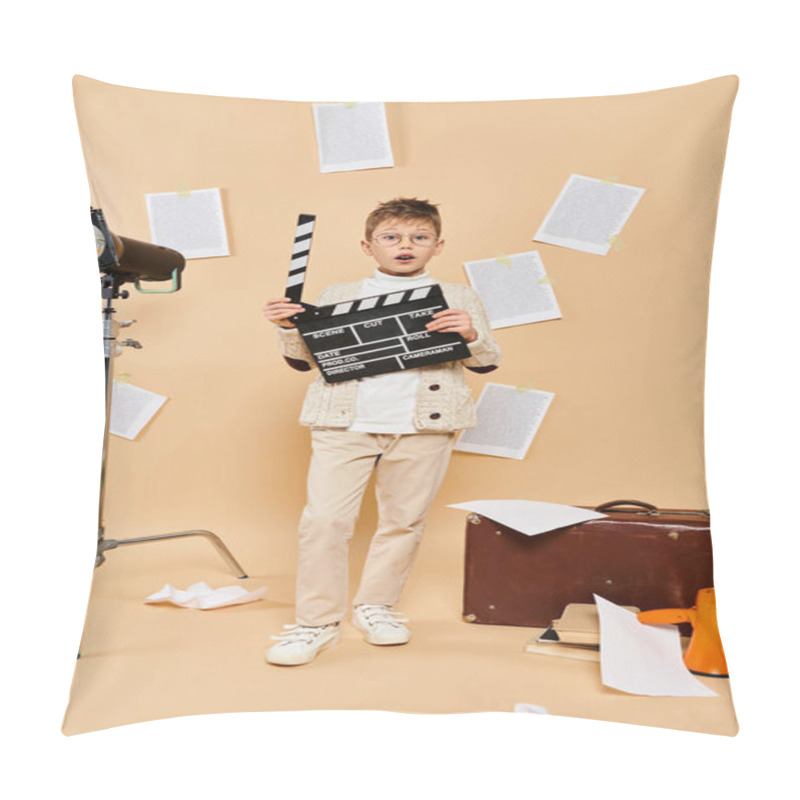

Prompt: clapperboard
[285,214,471,384]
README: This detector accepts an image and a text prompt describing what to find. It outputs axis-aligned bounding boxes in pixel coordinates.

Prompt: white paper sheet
[534,174,645,255]
[463,250,561,328]
[447,499,606,536]
[145,187,230,259]
[454,383,554,459]
[514,704,549,714]
[312,102,394,173]
[109,381,168,440]
[145,582,267,610]
[595,594,717,697]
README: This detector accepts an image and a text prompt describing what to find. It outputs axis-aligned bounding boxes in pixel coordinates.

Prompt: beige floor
[63,512,738,736]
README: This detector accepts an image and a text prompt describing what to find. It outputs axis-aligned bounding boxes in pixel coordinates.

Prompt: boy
[262,198,501,666]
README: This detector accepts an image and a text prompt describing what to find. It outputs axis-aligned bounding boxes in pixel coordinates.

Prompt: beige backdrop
[64,75,739,735]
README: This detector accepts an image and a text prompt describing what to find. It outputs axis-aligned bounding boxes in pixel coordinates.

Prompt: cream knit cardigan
[276,280,502,432]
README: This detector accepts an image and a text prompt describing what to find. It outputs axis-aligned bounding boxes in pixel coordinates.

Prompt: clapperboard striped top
[285,214,315,303]
[324,285,437,318]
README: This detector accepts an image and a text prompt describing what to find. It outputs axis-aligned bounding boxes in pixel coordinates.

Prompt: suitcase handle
[595,499,658,515]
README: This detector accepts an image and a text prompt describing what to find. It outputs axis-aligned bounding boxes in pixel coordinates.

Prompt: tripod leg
[98,530,248,578]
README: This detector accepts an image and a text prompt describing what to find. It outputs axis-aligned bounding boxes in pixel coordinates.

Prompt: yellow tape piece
[515,381,537,394]
[607,235,625,251]
[494,252,513,268]
[176,184,191,198]
[537,275,553,286]
[344,102,358,108]
[114,373,132,384]
[601,176,619,185]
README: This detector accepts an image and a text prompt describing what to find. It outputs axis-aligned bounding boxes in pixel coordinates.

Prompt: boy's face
[361,217,444,277]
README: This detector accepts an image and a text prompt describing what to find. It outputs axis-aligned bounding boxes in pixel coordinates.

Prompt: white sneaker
[265,623,340,666]
[352,604,410,646]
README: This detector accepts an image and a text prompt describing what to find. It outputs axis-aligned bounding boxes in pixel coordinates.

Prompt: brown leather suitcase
[462,500,713,628]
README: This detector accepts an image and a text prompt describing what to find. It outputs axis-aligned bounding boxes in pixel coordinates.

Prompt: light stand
[92,208,247,579]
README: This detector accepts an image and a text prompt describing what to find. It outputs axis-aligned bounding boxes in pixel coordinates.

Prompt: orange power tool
[637,588,729,678]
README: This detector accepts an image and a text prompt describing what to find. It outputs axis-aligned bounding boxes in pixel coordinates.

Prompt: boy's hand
[262,297,305,328]
[426,309,478,343]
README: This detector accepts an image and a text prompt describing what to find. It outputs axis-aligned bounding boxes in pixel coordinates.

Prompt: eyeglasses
[372,232,438,248]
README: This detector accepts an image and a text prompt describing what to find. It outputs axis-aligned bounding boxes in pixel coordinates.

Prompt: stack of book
[524,603,640,661]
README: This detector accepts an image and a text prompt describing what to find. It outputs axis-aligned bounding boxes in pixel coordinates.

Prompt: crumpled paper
[144,581,267,610]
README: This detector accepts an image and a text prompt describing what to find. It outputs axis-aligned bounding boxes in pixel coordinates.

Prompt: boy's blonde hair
[365,198,442,240]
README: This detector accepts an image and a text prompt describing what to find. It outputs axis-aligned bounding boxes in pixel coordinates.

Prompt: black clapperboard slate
[285,214,471,384]
[293,284,471,383]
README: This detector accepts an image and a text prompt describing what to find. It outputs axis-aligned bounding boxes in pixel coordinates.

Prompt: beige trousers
[295,429,456,626]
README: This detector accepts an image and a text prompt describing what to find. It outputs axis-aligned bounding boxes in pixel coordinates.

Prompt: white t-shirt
[347,269,438,434]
